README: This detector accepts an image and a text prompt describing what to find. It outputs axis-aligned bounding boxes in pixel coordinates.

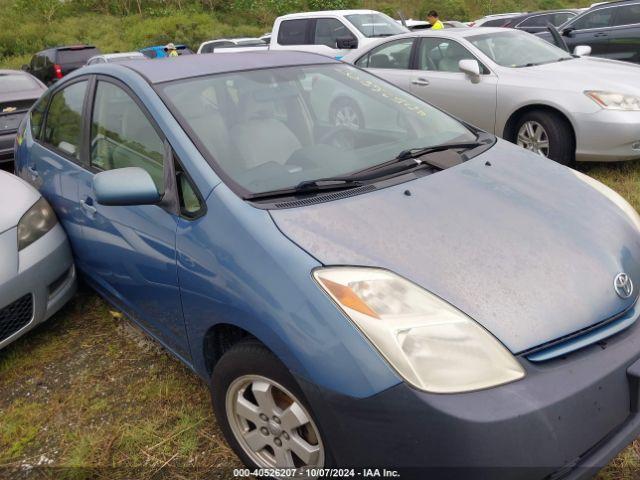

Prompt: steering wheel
[318,127,357,150]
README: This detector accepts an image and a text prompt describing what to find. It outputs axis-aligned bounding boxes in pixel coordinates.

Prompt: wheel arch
[502,104,576,154]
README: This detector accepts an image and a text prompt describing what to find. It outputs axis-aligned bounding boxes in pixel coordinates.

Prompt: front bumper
[298,317,640,479]
[574,109,640,162]
[0,130,16,165]
[0,224,76,349]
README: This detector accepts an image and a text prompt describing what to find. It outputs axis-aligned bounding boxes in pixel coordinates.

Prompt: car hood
[0,171,40,234]
[511,57,640,93]
[270,140,640,353]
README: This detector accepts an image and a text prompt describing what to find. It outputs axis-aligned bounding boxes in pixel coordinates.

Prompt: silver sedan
[342,27,640,165]
[0,170,75,349]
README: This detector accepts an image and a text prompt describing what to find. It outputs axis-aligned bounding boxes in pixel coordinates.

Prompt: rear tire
[211,340,331,470]
[512,110,574,166]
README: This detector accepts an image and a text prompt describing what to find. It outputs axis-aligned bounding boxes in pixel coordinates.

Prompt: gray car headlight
[314,267,525,393]
[585,91,640,111]
[17,197,58,251]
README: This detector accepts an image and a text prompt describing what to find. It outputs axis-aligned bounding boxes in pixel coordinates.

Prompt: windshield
[160,64,476,196]
[468,30,572,67]
[346,13,407,37]
[0,74,39,92]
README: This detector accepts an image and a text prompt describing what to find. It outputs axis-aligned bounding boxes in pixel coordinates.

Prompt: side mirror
[562,27,575,37]
[573,45,591,56]
[336,37,358,49]
[93,167,161,206]
[459,59,481,83]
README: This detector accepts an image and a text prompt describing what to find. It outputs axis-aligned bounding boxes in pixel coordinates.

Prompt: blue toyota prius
[14,52,640,478]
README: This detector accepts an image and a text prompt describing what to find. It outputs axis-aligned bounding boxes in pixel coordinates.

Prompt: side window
[418,38,482,73]
[612,4,640,26]
[553,12,575,26]
[314,18,355,48]
[278,19,311,45]
[519,14,552,27]
[90,81,165,193]
[30,91,51,140]
[357,39,414,69]
[571,9,615,30]
[175,161,203,218]
[42,81,87,159]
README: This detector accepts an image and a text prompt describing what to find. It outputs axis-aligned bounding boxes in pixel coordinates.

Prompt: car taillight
[469,22,476,27]
[54,64,63,79]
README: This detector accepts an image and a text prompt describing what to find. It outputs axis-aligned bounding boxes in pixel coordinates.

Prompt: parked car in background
[537,0,640,64]
[140,44,193,59]
[14,51,640,477]
[0,70,46,170]
[469,12,527,27]
[0,170,75,350]
[501,9,579,33]
[344,27,640,165]
[269,10,408,58]
[197,38,267,54]
[399,19,468,29]
[23,45,101,85]
[86,52,146,65]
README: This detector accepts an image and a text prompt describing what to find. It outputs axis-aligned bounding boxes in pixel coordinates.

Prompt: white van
[269,10,408,58]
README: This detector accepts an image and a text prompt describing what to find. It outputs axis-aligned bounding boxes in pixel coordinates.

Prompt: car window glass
[357,39,414,69]
[278,19,310,45]
[90,81,165,193]
[571,8,614,29]
[483,18,512,27]
[520,14,552,27]
[30,91,51,140]
[612,3,640,26]
[553,12,575,25]
[175,161,203,217]
[314,18,355,47]
[42,81,87,159]
[418,38,478,72]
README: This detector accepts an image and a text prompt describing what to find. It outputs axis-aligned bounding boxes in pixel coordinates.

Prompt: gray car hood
[271,140,640,353]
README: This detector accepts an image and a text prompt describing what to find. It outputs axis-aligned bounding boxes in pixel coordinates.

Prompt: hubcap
[517,120,550,157]
[334,105,360,129]
[226,375,325,470]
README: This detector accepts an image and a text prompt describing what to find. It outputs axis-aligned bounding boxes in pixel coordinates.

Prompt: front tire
[212,340,329,470]
[513,110,574,166]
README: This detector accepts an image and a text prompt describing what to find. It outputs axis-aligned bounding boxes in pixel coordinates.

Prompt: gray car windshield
[468,30,573,67]
[160,64,475,195]
[346,13,407,37]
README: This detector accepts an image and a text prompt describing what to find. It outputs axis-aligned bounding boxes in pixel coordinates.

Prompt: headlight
[17,197,58,251]
[585,91,640,111]
[572,170,640,232]
[314,267,525,393]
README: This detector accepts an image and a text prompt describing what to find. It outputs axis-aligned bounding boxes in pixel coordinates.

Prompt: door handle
[594,32,608,37]
[27,165,38,178]
[80,199,97,216]
[412,77,430,86]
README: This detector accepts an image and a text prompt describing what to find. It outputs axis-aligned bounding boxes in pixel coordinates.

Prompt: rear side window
[30,91,51,139]
[612,3,640,26]
[42,81,87,159]
[278,19,311,45]
[571,9,614,29]
[314,18,355,47]
[90,81,165,193]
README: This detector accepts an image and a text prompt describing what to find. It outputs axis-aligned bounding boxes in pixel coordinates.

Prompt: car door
[29,79,89,254]
[355,37,417,92]
[608,2,640,63]
[562,7,616,57]
[74,77,190,361]
[409,37,498,133]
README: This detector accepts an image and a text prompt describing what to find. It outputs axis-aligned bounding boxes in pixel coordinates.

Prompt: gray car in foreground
[343,27,640,165]
[0,170,75,349]
[0,70,46,168]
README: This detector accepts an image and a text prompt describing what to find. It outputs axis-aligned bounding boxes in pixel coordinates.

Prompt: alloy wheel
[517,120,550,157]
[226,375,325,469]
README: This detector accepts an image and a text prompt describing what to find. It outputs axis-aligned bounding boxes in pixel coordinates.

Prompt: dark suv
[537,0,640,63]
[24,45,101,85]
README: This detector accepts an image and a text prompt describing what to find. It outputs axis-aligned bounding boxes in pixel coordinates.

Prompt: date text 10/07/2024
[232,468,401,478]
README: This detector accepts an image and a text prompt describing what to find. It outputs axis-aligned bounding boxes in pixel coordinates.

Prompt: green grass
[1,163,640,477]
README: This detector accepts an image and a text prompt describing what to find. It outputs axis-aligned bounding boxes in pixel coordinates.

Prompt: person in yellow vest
[165,43,179,57]
[427,10,444,30]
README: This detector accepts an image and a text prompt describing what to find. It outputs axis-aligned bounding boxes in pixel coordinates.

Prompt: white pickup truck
[198,10,408,59]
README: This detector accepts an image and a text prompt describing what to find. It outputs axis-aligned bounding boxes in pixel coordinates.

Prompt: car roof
[117,50,338,84]
[278,9,381,19]
[99,52,144,59]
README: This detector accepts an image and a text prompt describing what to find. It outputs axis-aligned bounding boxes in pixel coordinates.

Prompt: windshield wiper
[244,178,363,201]
[395,141,485,162]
